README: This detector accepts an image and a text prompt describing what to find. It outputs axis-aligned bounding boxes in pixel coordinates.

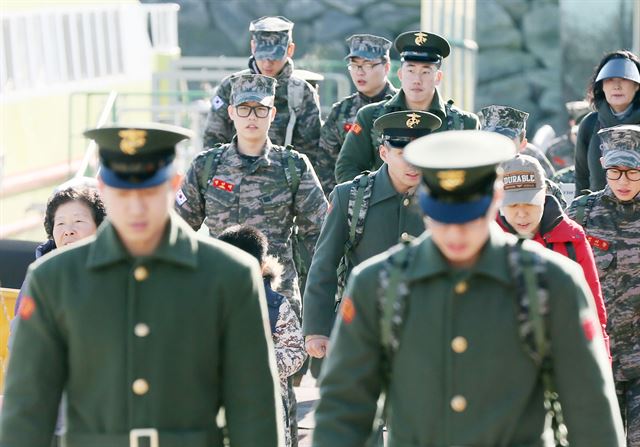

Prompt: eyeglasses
[347,61,384,73]
[235,105,272,118]
[605,168,640,181]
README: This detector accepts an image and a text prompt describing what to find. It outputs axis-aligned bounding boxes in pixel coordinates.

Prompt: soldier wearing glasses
[566,125,640,446]
[315,34,398,193]
[334,31,480,184]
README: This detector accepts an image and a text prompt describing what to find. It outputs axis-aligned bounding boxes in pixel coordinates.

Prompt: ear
[379,144,389,163]
[287,42,295,58]
[519,136,528,150]
[250,39,256,55]
[383,61,391,76]
[269,104,277,122]
[600,156,605,168]
[228,104,236,119]
[434,69,443,86]
[397,66,403,81]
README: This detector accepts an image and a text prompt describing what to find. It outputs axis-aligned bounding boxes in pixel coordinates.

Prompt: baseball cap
[500,154,547,207]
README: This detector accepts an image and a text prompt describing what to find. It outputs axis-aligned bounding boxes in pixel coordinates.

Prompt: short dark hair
[44,186,106,240]
[587,50,640,108]
[218,225,268,266]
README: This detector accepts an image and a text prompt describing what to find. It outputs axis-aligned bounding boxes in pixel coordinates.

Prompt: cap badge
[414,32,428,46]
[118,129,147,155]
[406,113,422,128]
[437,170,466,191]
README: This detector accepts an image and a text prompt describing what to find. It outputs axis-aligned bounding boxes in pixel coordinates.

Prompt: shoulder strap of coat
[199,144,228,196]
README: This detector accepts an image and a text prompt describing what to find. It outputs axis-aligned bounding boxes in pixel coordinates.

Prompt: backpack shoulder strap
[285,78,306,146]
[335,172,375,299]
[199,144,229,196]
[445,99,463,130]
[281,145,302,197]
[573,193,597,228]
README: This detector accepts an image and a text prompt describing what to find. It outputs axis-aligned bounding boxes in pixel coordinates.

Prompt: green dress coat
[0,213,282,447]
[303,164,425,338]
[334,89,480,184]
[313,225,624,447]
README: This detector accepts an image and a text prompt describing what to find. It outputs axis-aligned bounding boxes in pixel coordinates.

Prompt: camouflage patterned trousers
[616,376,640,447]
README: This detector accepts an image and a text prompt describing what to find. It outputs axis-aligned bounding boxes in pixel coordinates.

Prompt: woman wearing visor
[575,50,640,194]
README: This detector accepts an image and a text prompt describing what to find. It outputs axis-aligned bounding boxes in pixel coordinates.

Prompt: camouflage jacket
[175,138,328,304]
[566,187,640,381]
[202,57,322,167]
[334,88,480,184]
[545,133,575,171]
[316,81,398,192]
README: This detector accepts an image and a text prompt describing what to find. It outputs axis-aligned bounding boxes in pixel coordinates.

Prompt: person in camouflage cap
[545,100,591,170]
[177,73,327,447]
[479,104,565,206]
[202,16,322,170]
[315,34,398,193]
[566,124,640,447]
[334,30,480,185]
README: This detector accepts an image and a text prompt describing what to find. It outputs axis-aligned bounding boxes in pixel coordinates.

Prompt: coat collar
[369,164,402,206]
[405,223,513,285]
[87,212,199,269]
[230,136,276,172]
[384,88,447,122]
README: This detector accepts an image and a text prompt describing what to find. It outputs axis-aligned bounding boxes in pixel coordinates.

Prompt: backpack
[572,193,597,229]
[377,238,568,446]
[335,171,376,300]
[285,77,307,146]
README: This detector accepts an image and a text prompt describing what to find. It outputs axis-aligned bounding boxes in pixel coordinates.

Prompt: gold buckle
[130,428,159,447]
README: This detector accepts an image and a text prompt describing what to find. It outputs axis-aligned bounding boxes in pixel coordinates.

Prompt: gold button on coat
[132,379,149,395]
[134,266,149,281]
[454,281,468,294]
[451,395,467,412]
[134,323,150,337]
[451,336,468,353]
[403,198,410,206]
[401,232,410,242]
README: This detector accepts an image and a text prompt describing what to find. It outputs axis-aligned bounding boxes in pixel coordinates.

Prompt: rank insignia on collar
[406,113,421,128]
[437,170,466,191]
[118,129,147,155]
[414,32,428,45]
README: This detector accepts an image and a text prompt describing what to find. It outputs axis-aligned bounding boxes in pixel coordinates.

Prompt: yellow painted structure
[0,288,18,392]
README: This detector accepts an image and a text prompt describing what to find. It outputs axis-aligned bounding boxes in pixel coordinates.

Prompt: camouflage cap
[345,34,392,60]
[479,105,529,140]
[394,31,450,63]
[84,123,192,189]
[373,110,442,148]
[404,130,515,223]
[500,154,547,207]
[565,100,591,123]
[250,16,293,61]
[599,124,640,169]
[230,74,277,106]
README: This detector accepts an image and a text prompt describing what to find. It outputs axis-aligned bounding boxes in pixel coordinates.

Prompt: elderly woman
[13,185,106,316]
[575,50,640,194]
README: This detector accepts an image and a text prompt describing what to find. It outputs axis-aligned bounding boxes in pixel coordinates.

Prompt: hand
[305,335,330,358]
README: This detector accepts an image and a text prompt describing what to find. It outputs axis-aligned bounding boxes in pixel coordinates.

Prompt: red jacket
[497,196,609,347]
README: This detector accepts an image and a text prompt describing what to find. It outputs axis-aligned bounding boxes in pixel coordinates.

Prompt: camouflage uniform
[566,125,640,447]
[202,17,322,167]
[315,34,398,192]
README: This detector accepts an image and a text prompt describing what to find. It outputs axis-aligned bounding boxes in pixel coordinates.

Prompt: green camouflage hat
[394,31,450,63]
[345,34,392,60]
[230,74,277,106]
[250,16,293,61]
[599,124,640,169]
[479,105,529,140]
[373,110,442,147]
[84,123,192,189]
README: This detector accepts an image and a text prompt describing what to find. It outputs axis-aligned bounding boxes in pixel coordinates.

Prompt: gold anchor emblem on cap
[414,32,428,46]
[118,129,147,155]
[437,170,466,191]
[406,113,421,128]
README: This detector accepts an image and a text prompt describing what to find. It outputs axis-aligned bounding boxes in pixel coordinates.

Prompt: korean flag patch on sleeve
[176,189,188,206]
[212,96,225,110]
